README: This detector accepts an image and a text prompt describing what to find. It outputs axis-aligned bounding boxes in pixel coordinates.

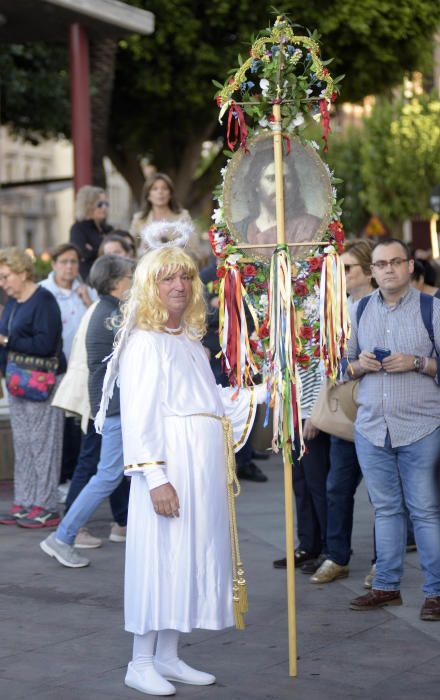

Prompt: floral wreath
[209,15,346,373]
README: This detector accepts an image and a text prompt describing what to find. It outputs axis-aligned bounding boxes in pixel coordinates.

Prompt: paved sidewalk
[1,455,440,700]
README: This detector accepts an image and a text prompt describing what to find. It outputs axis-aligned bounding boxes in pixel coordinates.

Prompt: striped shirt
[298,364,323,419]
[348,287,440,447]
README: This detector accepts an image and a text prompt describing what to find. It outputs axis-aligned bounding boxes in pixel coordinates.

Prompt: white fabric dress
[119,328,259,634]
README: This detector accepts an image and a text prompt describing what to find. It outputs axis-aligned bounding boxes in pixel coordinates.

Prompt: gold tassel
[190,412,249,631]
[222,416,249,630]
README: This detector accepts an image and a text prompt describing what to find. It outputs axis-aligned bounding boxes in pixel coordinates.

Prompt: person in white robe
[96,245,265,696]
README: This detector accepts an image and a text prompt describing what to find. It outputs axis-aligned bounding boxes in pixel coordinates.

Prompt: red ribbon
[223,267,242,386]
[227,101,248,152]
[319,99,331,153]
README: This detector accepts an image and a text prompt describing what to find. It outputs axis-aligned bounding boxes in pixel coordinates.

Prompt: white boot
[154,629,216,687]
[126,632,176,696]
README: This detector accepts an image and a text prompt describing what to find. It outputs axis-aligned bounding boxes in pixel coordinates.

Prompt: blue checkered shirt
[348,287,440,447]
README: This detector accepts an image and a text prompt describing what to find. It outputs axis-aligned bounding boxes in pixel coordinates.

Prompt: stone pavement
[1,455,440,700]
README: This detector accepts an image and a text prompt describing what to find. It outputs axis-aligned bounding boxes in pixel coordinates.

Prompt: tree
[1,1,440,208]
[360,94,440,226]
[325,127,370,236]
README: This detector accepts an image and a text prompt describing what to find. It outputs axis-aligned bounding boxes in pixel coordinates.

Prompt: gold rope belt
[191,412,248,630]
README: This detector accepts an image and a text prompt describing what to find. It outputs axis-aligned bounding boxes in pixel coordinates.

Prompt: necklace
[162,326,183,335]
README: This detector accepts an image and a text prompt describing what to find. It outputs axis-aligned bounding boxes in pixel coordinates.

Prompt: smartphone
[373,346,391,362]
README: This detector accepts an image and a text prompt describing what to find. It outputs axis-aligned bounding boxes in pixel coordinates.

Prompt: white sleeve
[119,332,169,485]
[218,384,267,453]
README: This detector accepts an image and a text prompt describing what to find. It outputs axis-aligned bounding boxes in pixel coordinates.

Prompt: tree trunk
[90,38,118,188]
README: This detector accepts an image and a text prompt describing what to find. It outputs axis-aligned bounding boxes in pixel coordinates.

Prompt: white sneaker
[125,661,175,696]
[74,528,102,549]
[154,658,216,686]
[40,533,90,568]
[109,522,126,542]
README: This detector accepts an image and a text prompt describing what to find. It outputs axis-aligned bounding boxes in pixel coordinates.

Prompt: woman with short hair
[40,255,136,567]
[0,247,65,528]
[70,186,113,280]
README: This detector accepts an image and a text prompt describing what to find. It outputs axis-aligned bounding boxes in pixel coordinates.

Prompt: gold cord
[192,411,249,629]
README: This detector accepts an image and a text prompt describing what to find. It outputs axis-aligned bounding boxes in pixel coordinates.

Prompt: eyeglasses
[344,263,362,273]
[96,201,110,209]
[371,257,409,270]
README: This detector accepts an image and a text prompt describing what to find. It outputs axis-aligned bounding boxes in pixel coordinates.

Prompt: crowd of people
[0,173,439,693]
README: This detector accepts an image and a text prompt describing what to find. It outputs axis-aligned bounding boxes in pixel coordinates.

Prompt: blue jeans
[65,419,129,525]
[56,415,126,545]
[326,436,363,565]
[355,428,440,596]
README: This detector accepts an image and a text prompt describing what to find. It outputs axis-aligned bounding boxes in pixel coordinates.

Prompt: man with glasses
[346,238,440,620]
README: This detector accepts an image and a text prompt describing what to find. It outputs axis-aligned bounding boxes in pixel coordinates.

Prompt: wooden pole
[272,102,298,677]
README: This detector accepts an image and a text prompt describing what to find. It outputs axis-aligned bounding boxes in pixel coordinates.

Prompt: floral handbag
[5,306,60,402]
[5,351,59,402]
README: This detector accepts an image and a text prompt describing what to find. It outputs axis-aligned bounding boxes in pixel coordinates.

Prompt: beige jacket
[51,301,98,433]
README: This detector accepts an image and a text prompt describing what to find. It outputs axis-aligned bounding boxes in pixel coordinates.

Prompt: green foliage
[111,0,440,174]
[33,256,52,281]
[326,126,370,235]
[0,43,70,141]
[1,0,440,208]
[360,94,440,225]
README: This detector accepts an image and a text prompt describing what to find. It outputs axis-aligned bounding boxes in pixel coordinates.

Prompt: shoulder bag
[310,378,359,442]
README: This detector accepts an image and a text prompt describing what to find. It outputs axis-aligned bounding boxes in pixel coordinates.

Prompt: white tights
[132,629,180,668]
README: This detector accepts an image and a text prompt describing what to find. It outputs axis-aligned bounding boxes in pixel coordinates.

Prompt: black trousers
[293,427,330,555]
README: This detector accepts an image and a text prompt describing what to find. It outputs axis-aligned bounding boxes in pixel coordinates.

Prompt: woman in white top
[130,173,195,256]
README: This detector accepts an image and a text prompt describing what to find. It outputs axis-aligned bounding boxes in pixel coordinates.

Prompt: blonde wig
[122,247,206,340]
[75,185,106,221]
[0,247,34,280]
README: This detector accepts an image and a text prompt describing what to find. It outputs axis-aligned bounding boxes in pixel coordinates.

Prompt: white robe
[119,328,259,634]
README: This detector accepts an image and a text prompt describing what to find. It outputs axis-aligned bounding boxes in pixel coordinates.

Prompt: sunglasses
[343,263,362,273]
[96,200,110,208]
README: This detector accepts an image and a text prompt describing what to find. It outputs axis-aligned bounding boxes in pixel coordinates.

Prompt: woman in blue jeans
[40,255,136,568]
[309,239,375,584]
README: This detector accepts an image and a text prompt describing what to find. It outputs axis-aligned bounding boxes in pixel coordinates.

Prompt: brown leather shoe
[350,588,402,611]
[420,596,440,621]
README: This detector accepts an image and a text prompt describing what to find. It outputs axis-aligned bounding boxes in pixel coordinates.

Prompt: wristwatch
[413,355,422,372]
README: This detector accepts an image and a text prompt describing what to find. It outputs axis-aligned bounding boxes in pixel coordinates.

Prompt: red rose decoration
[308,257,322,271]
[294,280,308,297]
[297,354,311,368]
[313,346,321,357]
[299,325,313,340]
[216,266,227,279]
[258,319,270,339]
[243,264,257,277]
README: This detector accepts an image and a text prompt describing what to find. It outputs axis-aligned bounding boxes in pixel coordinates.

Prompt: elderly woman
[40,242,97,493]
[0,248,66,528]
[40,243,96,361]
[70,185,113,280]
[41,255,135,566]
